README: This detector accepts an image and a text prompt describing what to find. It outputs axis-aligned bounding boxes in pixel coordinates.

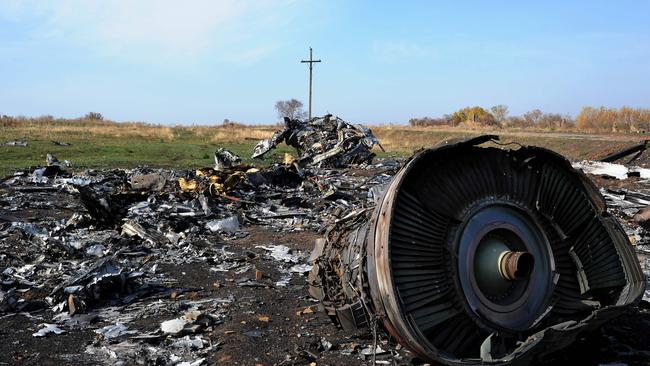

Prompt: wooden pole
[301,47,321,120]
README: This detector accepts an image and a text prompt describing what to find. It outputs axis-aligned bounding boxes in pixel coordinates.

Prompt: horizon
[1,1,649,125]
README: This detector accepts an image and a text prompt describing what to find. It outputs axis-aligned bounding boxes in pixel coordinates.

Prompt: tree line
[410,105,650,133]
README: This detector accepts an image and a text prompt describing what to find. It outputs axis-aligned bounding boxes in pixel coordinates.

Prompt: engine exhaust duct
[308,135,645,365]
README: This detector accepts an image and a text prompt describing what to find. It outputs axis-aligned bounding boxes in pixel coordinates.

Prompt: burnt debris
[214,148,242,171]
[309,136,646,365]
[600,140,650,164]
[1,130,649,365]
[0,132,400,364]
[252,114,384,168]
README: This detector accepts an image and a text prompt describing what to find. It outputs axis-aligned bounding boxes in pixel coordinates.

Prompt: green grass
[1,140,292,176]
[0,139,405,177]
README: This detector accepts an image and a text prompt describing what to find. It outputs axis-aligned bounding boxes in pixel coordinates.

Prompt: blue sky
[1,0,649,124]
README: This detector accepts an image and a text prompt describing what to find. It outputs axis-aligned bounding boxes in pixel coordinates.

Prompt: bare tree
[275,99,307,120]
[490,105,509,123]
[523,109,543,125]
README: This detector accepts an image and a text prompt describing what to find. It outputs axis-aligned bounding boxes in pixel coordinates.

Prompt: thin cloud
[2,0,294,63]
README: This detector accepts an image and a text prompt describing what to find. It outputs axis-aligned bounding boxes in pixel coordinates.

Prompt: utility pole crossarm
[300,47,322,121]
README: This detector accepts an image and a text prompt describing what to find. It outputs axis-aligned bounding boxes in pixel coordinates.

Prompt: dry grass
[371,124,647,153]
[1,119,176,142]
[173,124,282,143]
[2,117,645,150]
[30,124,175,141]
[371,126,457,152]
[209,126,278,143]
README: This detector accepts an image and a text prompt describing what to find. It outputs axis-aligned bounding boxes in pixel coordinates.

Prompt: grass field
[1,120,646,176]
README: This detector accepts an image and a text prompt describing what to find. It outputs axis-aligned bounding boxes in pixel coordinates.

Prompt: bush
[451,106,497,126]
[576,106,650,132]
[84,112,104,120]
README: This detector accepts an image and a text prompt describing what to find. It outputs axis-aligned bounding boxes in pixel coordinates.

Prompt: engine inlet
[308,135,645,365]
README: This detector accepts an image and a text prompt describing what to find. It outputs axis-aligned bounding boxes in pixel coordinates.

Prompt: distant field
[0,120,646,176]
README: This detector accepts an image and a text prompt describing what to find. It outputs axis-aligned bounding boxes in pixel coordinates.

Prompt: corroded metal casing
[309,135,645,365]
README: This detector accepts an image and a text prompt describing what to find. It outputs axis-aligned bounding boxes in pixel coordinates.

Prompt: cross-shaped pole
[301,47,321,120]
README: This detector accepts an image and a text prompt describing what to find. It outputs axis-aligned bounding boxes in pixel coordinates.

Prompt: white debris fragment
[172,335,205,349]
[360,345,386,356]
[176,358,205,366]
[95,322,135,340]
[33,323,65,337]
[206,216,239,233]
[4,140,28,147]
[85,341,140,359]
[31,168,49,183]
[573,161,650,180]
[86,244,108,257]
[256,244,302,263]
[55,176,94,187]
[290,263,313,273]
[275,276,291,287]
[160,318,188,334]
[11,222,49,241]
[128,201,151,215]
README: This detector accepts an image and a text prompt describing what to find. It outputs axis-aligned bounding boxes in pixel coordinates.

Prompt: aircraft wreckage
[308,135,645,365]
[2,120,648,364]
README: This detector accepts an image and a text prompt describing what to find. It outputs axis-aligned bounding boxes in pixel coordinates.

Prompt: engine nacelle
[308,135,645,365]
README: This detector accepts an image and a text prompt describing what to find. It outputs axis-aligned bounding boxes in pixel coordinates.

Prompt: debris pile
[573,160,650,180]
[1,129,649,365]
[0,132,408,364]
[572,142,650,304]
[252,114,384,168]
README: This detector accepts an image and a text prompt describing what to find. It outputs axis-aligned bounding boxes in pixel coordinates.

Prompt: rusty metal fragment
[309,135,645,365]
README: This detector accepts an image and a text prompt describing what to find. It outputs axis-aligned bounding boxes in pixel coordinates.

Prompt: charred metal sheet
[309,135,645,365]
[600,140,650,163]
[214,148,242,170]
[251,114,383,168]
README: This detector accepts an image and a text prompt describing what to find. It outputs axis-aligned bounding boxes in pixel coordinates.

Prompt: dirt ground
[2,156,650,365]
[1,222,649,366]
[0,225,384,366]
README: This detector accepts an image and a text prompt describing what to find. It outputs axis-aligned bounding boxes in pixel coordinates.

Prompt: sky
[1,0,649,125]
